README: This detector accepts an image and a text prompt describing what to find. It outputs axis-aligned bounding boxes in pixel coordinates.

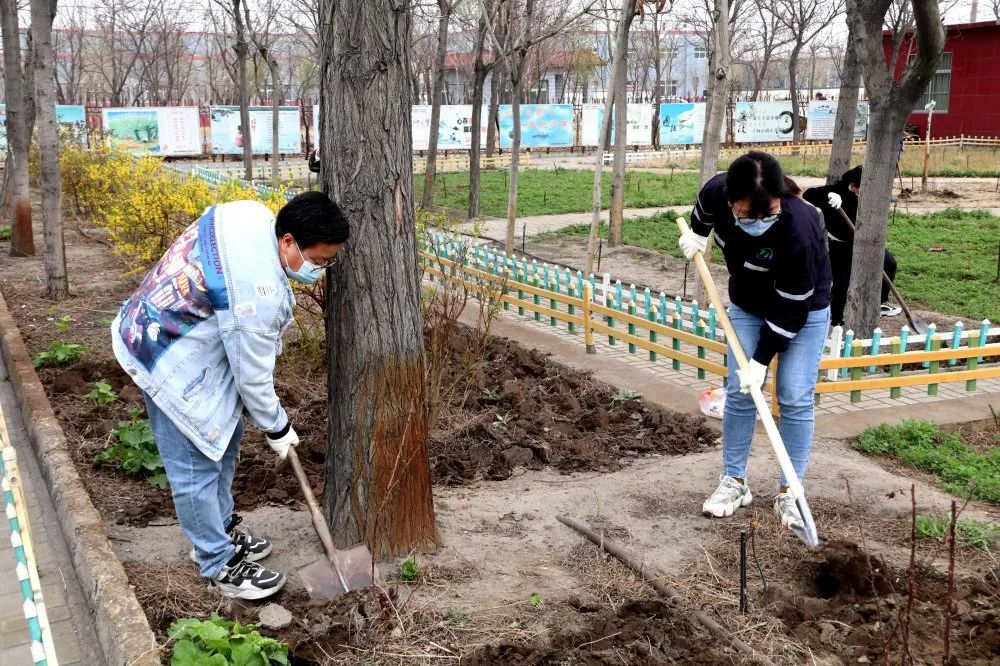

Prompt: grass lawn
[661,146,1000,178]
[541,208,999,321]
[432,168,700,218]
[854,420,1000,506]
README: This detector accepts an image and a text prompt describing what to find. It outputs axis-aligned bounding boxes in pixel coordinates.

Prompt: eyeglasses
[296,241,339,269]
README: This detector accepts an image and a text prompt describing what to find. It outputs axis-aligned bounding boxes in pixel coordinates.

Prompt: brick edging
[0,291,159,665]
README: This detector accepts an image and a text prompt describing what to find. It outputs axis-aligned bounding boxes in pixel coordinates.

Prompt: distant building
[885,21,1000,138]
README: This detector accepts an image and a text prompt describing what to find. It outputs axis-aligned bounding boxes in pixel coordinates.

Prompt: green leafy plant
[168,614,289,666]
[446,608,470,627]
[611,388,642,409]
[0,224,10,241]
[32,342,88,368]
[94,407,167,489]
[915,515,999,551]
[399,556,420,582]
[854,420,1000,505]
[84,380,118,406]
[55,315,72,333]
[529,593,543,608]
[492,411,514,428]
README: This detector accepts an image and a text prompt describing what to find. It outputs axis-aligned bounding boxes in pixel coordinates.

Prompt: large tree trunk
[503,74,524,251]
[828,6,861,184]
[585,84,615,273]
[486,67,501,157]
[233,1,254,180]
[699,0,730,185]
[421,1,452,210]
[844,0,943,335]
[1,0,35,256]
[788,43,802,143]
[269,59,281,188]
[31,0,67,300]
[321,0,437,555]
[607,25,631,247]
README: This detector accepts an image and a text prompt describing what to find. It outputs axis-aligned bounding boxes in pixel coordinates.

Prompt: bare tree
[844,0,943,335]
[31,0,67,299]
[90,0,156,105]
[421,0,464,209]
[1,0,35,256]
[137,3,199,105]
[212,0,255,179]
[242,0,284,187]
[827,10,862,185]
[468,0,501,218]
[482,0,598,252]
[53,3,88,104]
[739,1,791,101]
[700,0,732,184]
[320,0,437,556]
[774,0,843,143]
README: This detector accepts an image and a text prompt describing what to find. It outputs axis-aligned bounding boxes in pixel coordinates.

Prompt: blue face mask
[735,213,779,237]
[283,242,328,284]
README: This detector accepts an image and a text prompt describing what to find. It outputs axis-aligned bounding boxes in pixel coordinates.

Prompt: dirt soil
[4,213,999,664]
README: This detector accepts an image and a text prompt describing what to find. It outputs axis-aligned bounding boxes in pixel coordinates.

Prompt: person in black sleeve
[679,151,832,533]
[802,165,901,326]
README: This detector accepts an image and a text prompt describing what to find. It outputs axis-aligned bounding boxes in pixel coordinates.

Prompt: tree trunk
[608,27,631,247]
[700,0,730,185]
[321,0,437,555]
[504,73,523,251]
[421,2,451,210]
[828,9,861,184]
[269,59,281,188]
[788,43,802,143]
[31,0,67,300]
[585,83,615,273]
[486,67,501,157]
[1,0,35,256]
[468,14,489,219]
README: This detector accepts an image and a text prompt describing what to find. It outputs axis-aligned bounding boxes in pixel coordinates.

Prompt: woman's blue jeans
[722,304,830,487]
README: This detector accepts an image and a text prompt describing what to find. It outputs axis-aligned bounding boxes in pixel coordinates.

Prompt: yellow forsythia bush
[62,141,288,272]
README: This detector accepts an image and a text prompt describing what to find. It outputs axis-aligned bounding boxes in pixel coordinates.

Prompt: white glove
[266,425,299,460]
[737,359,768,395]
[827,192,842,210]
[678,228,709,261]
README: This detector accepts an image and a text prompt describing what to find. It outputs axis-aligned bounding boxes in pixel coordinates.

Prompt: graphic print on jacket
[118,207,226,371]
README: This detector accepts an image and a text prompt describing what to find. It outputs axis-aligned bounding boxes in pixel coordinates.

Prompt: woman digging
[678,151,832,533]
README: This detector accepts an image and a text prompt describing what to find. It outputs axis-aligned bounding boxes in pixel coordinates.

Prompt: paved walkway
[0,357,103,665]
[458,206,685,242]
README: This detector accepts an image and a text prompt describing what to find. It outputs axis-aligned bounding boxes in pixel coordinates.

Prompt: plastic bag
[698,388,726,420]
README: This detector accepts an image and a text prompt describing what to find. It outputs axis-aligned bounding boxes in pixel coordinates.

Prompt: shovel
[286,446,375,599]
[676,217,822,548]
[835,208,930,335]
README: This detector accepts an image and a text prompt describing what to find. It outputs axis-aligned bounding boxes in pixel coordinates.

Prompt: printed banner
[0,105,88,155]
[733,101,795,143]
[658,103,705,145]
[209,106,302,154]
[102,107,202,156]
[498,104,574,148]
[580,104,655,146]
[804,100,869,141]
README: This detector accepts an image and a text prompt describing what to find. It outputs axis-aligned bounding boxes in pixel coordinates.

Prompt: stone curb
[0,291,159,665]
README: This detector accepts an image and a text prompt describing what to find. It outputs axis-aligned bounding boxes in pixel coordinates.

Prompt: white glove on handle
[827,192,842,210]
[266,425,299,460]
[737,359,768,395]
[678,228,709,261]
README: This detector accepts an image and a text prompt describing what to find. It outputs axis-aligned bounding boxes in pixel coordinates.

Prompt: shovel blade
[298,544,375,601]
[908,315,931,336]
[791,495,824,549]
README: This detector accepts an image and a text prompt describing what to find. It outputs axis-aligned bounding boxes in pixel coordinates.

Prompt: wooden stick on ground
[557,515,775,666]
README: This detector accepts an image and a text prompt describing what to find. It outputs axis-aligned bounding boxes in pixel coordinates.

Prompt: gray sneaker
[211,551,285,600]
[703,475,753,518]
[773,491,805,531]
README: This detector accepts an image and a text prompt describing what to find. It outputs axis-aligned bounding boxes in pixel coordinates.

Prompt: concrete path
[0,356,104,665]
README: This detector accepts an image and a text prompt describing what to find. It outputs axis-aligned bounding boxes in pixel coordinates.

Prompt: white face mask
[283,241,327,284]
[735,213,779,237]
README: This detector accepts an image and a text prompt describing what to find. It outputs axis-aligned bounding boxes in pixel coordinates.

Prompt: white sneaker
[880,302,902,317]
[211,552,286,600]
[773,491,805,531]
[702,476,753,518]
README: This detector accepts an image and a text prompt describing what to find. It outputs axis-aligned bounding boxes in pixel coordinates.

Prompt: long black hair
[725,151,787,219]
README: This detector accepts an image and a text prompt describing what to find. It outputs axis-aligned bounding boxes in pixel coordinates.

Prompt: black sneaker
[189,514,272,564]
[211,551,286,600]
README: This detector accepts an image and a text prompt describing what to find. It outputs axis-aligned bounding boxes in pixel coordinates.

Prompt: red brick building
[884,21,1000,138]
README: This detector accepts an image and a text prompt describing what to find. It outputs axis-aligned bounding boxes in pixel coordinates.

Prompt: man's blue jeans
[143,393,240,578]
[722,304,830,487]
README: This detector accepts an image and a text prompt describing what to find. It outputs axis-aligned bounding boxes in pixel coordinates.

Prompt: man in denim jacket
[112,191,348,599]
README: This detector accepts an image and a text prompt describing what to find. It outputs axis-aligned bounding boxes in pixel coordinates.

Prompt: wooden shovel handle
[286,446,339,561]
